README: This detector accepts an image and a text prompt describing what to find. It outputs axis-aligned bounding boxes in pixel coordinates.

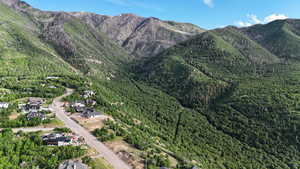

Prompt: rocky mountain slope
[0,0,205,58]
[71,12,205,57]
[0,0,133,79]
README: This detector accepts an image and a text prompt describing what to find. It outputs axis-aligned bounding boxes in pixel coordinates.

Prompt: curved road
[49,88,131,169]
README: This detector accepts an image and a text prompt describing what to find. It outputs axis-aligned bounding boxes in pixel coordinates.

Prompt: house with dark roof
[82,108,101,118]
[58,160,88,169]
[24,97,44,112]
[26,112,46,121]
[42,133,73,146]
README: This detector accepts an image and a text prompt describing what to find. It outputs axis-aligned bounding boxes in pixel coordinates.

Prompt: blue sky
[23,0,300,29]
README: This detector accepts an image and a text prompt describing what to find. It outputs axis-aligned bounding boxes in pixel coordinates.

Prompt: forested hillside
[243,19,300,60]
[132,23,300,168]
[0,2,76,76]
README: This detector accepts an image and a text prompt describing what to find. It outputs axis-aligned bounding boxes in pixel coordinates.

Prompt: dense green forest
[0,129,85,168]
[129,25,300,168]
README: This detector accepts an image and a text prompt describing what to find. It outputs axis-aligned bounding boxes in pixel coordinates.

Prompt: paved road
[49,89,131,169]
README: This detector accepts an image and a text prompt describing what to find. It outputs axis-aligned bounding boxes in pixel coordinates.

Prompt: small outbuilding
[58,160,88,169]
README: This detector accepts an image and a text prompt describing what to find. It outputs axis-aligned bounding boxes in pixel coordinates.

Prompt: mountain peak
[68,11,205,57]
[0,0,31,10]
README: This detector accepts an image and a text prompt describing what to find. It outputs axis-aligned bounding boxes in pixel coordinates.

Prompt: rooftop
[28,97,43,104]
[58,160,88,169]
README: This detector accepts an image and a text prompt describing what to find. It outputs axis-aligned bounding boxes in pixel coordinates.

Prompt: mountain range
[0,0,300,168]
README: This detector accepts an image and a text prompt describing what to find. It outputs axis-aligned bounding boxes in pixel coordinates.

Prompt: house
[71,102,86,112]
[42,133,83,146]
[19,98,44,113]
[72,102,85,108]
[58,160,88,169]
[42,133,73,146]
[82,108,102,118]
[28,97,43,105]
[191,166,199,169]
[0,102,9,109]
[83,90,95,98]
[76,106,86,113]
[26,112,46,121]
[25,97,44,111]
[85,99,97,106]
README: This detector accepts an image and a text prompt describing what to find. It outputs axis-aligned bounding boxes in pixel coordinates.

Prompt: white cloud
[236,13,288,27]
[203,0,214,7]
[247,14,262,24]
[264,14,288,23]
[236,21,252,27]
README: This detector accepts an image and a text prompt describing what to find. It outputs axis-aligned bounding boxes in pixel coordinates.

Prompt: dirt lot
[70,113,112,131]
[70,112,145,169]
[105,138,145,169]
[9,113,20,120]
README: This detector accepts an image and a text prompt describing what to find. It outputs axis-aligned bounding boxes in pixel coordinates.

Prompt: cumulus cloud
[235,21,252,27]
[203,0,214,7]
[247,14,262,24]
[236,13,288,27]
[264,14,288,23]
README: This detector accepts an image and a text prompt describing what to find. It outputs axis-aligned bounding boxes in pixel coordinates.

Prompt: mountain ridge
[70,12,205,57]
[0,0,205,58]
